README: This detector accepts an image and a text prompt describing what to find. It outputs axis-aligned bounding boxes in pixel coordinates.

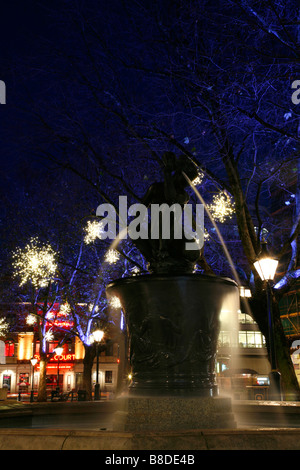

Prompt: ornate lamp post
[91,330,104,401]
[254,240,282,401]
[30,357,37,402]
[54,346,63,392]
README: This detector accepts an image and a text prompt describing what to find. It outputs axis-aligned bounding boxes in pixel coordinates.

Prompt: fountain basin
[107,274,238,397]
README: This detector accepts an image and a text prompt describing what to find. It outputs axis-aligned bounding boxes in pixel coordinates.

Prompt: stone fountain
[106,152,239,431]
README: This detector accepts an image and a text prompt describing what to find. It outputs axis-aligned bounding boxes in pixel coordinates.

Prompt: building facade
[0,331,124,398]
[216,290,271,398]
[1,285,300,400]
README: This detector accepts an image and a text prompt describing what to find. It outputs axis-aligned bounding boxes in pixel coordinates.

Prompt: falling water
[182,172,261,408]
[182,172,241,286]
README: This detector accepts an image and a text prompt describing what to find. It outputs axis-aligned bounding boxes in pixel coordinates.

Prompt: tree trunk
[82,344,96,400]
[37,354,48,402]
[272,300,300,400]
[251,288,300,400]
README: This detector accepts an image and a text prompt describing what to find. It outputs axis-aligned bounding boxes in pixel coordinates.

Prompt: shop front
[34,353,78,393]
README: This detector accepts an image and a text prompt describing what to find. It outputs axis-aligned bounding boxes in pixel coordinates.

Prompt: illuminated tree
[0,318,9,338]
[12,237,61,401]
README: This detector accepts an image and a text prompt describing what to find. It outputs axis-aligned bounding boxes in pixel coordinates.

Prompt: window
[105,342,114,356]
[5,341,14,357]
[105,371,113,384]
[238,312,255,324]
[239,331,266,348]
[2,374,11,391]
[219,331,231,347]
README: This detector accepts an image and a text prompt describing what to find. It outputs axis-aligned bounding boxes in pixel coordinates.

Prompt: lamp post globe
[254,240,281,401]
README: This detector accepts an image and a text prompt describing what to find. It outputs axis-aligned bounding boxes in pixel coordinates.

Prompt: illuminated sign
[37,364,73,370]
[34,353,75,362]
[35,303,74,331]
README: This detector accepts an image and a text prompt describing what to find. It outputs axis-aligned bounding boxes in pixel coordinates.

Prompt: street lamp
[54,346,63,392]
[30,357,37,402]
[91,329,104,401]
[254,240,282,401]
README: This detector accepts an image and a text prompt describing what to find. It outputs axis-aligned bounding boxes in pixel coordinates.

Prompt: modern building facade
[216,289,271,398]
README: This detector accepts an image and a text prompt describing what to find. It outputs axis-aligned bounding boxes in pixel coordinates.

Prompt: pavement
[0,399,117,430]
[233,399,300,428]
[2,399,300,449]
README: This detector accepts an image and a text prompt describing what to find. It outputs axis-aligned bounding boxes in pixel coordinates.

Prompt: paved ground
[2,399,300,430]
[2,399,300,429]
[0,399,117,430]
[233,400,300,428]
[2,399,300,449]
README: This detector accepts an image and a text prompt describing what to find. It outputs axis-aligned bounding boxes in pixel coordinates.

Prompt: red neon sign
[34,353,75,362]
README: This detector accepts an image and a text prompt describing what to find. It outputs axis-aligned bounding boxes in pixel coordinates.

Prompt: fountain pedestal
[113,395,236,431]
[107,274,238,430]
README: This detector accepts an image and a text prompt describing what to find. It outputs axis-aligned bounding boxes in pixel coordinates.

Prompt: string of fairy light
[207,190,235,223]
[12,237,57,288]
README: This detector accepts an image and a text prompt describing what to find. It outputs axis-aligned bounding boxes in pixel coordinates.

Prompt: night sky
[0,0,299,280]
[0,2,59,193]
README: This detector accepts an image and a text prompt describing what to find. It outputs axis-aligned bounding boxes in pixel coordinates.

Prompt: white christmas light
[26,314,37,326]
[88,303,99,313]
[131,266,140,275]
[0,318,9,335]
[12,237,57,288]
[84,220,104,244]
[208,191,235,223]
[104,249,120,264]
[60,302,71,315]
[192,171,204,186]
[45,330,54,342]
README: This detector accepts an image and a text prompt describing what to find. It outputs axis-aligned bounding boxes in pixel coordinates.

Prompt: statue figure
[136,151,201,274]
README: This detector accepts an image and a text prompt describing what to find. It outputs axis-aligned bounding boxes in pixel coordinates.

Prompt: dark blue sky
[0,2,60,188]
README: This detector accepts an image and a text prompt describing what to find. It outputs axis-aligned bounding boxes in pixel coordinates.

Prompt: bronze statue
[135,151,201,274]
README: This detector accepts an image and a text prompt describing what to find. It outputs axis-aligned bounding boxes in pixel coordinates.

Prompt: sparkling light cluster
[26,314,37,326]
[0,318,9,336]
[45,329,54,342]
[208,191,235,223]
[88,303,99,313]
[192,171,204,187]
[104,249,120,264]
[131,266,140,275]
[12,237,57,288]
[84,220,104,244]
[60,302,71,315]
